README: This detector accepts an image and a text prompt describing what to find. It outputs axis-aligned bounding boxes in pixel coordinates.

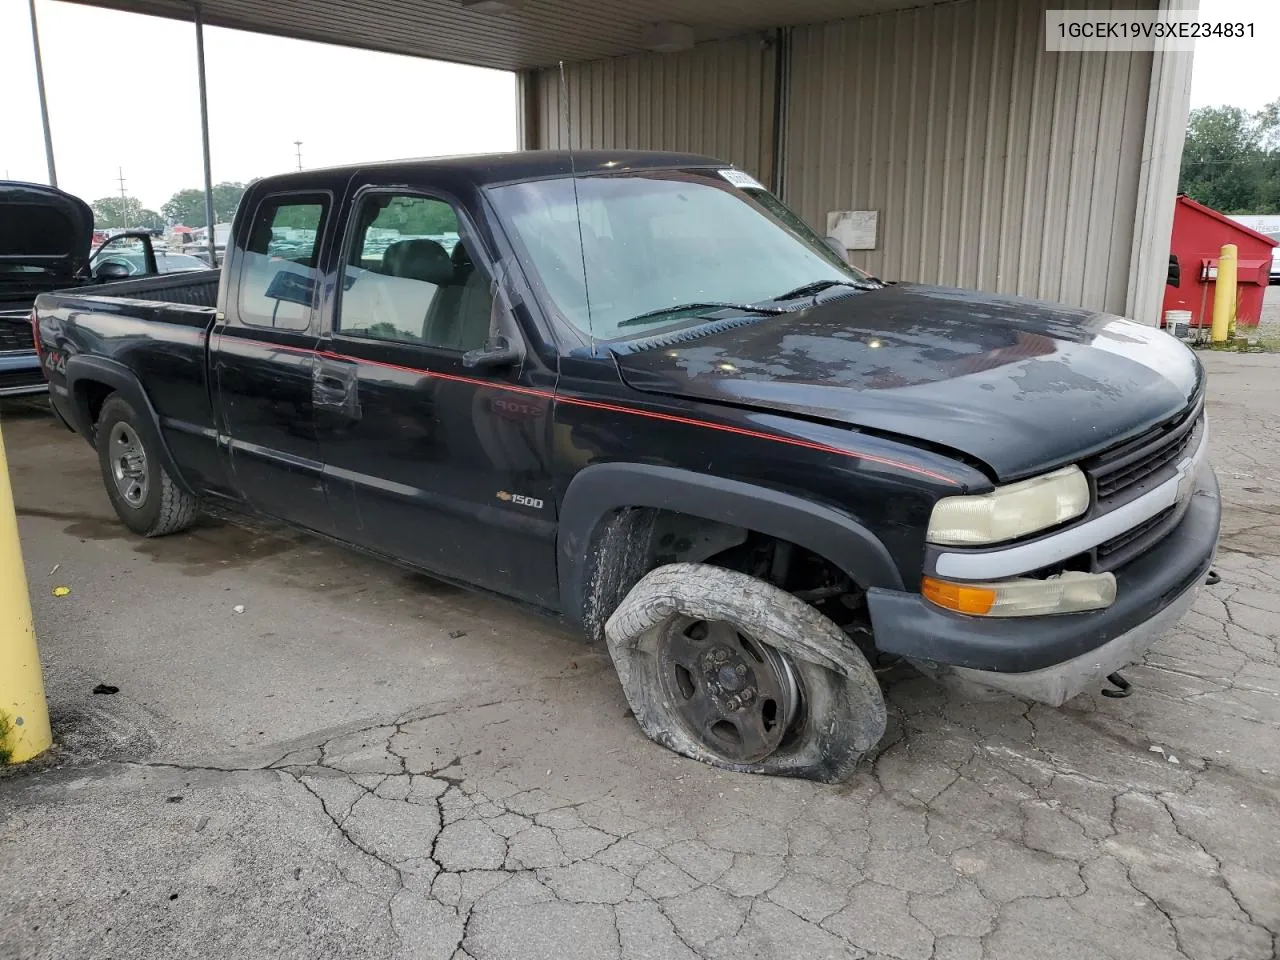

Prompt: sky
[0,0,1275,216]
[1187,0,1279,114]
[0,0,517,212]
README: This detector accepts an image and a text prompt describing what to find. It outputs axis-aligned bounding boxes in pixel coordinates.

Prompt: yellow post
[1210,243,1237,344]
[0,422,51,763]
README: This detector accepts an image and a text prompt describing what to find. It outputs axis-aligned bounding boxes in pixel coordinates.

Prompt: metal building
[55,0,1194,323]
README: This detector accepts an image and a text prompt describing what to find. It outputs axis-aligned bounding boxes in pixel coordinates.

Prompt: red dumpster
[1162,195,1278,331]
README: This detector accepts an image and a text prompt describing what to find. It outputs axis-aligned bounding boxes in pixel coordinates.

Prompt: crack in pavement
[6,541,1280,960]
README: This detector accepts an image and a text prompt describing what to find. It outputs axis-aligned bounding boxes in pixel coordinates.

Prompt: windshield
[486,169,871,341]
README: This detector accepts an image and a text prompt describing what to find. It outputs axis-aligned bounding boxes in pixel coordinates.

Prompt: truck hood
[612,283,1203,482]
[0,181,93,290]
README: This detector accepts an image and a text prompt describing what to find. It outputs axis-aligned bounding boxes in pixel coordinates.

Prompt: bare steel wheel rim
[108,422,149,508]
[656,616,801,764]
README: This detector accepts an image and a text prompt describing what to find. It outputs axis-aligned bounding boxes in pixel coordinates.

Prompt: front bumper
[866,465,1220,704]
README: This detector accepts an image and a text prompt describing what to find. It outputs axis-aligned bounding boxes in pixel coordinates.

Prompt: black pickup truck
[32,152,1220,782]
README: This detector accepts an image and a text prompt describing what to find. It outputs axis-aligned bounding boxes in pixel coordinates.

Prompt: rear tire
[604,562,887,783]
[96,395,198,537]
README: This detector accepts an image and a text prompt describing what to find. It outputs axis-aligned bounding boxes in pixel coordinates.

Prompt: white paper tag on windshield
[719,168,765,191]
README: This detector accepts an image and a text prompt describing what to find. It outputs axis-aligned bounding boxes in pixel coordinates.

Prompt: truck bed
[35,268,226,493]
[60,268,221,309]
[34,268,221,335]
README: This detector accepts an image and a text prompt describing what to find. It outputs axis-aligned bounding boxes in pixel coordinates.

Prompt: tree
[91,196,164,230]
[1179,100,1280,214]
[372,197,459,235]
[160,188,206,227]
[160,182,246,226]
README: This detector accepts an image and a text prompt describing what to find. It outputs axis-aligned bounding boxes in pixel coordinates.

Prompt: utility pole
[194,2,218,267]
[117,167,129,230]
[294,140,303,171]
[28,0,57,187]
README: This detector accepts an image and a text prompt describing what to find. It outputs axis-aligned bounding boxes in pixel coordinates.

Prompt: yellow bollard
[1210,243,1237,344]
[0,422,51,764]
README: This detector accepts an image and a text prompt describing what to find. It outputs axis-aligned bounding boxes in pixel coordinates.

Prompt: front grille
[0,367,46,394]
[0,321,35,353]
[1096,505,1176,566]
[1086,404,1201,502]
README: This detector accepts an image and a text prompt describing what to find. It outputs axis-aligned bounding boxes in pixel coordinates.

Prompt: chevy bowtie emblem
[495,490,513,501]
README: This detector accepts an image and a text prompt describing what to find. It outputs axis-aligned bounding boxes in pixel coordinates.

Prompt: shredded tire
[96,395,199,538]
[604,562,886,783]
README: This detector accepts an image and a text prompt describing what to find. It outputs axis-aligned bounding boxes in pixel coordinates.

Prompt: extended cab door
[313,184,559,606]
[211,190,336,535]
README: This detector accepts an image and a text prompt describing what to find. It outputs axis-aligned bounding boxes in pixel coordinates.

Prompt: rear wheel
[605,562,886,783]
[96,395,198,537]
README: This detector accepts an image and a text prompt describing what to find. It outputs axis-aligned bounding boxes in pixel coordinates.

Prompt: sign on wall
[827,210,878,251]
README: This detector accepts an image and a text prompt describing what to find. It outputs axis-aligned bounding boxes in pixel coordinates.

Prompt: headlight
[927,466,1089,546]
[922,571,1116,617]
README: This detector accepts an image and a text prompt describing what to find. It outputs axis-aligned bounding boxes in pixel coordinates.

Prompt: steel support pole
[769,26,792,199]
[194,2,217,267]
[27,0,57,187]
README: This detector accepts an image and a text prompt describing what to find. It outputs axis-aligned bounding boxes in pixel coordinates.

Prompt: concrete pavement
[2,348,1279,960]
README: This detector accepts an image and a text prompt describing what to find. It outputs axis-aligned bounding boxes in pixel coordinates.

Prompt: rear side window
[237,195,328,330]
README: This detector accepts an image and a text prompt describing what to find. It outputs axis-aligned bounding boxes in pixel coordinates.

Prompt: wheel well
[75,379,116,433]
[581,507,869,643]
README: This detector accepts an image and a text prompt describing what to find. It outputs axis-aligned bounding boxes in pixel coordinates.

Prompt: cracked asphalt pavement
[3,347,1279,960]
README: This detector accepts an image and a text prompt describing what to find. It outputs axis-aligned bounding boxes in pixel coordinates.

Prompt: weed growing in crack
[0,711,13,766]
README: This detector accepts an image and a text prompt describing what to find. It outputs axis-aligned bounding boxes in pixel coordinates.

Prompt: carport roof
[63,0,933,71]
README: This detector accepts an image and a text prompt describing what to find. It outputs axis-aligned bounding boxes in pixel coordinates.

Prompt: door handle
[312,362,360,417]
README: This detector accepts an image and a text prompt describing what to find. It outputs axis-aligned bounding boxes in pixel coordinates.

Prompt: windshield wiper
[615,301,789,328]
[758,278,880,305]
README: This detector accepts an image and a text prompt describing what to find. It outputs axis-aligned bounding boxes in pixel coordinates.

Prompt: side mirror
[95,261,132,281]
[822,236,849,261]
[462,335,523,370]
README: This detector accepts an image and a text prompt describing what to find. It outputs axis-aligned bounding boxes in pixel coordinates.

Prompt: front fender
[557,462,904,629]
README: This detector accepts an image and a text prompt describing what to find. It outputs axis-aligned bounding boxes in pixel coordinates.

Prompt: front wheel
[604,563,887,783]
[96,395,198,537]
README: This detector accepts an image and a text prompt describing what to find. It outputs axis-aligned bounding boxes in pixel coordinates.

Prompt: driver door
[314,185,559,606]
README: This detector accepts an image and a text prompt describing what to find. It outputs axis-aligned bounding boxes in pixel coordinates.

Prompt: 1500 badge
[496,490,544,509]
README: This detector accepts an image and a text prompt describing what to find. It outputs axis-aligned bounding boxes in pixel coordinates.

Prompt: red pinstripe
[217,334,959,486]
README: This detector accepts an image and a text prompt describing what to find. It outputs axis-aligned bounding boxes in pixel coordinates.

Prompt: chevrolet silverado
[31,152,1220,781]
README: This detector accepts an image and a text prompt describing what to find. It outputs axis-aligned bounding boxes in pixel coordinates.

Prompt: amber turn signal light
[920,576,997,615]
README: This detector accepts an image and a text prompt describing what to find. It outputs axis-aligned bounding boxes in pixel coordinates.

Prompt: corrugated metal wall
[525,0,1161,315]
[529,34,778,188]
[784,0,1155,314]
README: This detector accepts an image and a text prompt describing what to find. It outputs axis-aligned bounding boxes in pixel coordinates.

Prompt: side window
[237,196,327,330]
[338,193,494,352]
